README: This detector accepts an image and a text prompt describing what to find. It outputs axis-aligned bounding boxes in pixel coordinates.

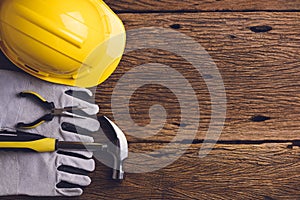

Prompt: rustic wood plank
[115,142,300,200]
[96,12,300,141]
[105,0,300,12]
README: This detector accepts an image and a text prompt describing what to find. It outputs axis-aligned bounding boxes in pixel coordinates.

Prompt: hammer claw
[99,116,128,180]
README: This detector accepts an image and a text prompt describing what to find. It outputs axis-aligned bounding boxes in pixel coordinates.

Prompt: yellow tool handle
[21,91,47,102]
[19,90,54,109]
[0,138,56,152]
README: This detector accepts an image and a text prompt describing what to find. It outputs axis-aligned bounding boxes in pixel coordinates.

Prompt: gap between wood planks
[129,139,300,145]
[105,0,300,13]
[128,139,300,151]
[115,10,300,14]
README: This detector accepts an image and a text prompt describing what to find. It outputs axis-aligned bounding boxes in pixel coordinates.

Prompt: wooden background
[1,0,300,199]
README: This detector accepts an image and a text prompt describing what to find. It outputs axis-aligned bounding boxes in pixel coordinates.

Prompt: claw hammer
[98,116,128,180]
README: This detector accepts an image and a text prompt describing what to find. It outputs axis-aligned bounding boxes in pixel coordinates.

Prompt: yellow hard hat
[0,0,126,87]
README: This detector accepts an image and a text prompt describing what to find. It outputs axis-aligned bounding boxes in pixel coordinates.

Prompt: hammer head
[98,116,128,180]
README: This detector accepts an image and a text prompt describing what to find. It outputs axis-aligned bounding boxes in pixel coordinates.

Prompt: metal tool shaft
[56,141,108,151]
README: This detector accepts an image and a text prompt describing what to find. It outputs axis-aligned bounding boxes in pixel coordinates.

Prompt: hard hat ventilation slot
[25,64,39,73]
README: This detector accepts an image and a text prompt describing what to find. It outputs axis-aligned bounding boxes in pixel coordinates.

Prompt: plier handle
[16,91,84,129]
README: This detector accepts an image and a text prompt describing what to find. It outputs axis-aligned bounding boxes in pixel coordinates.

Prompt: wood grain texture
[0,5,299,200]
[96,12,300,141]
[105,0,300,12]
[117,143,300,200]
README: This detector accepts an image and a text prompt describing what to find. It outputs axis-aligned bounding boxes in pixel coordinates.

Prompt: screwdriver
[0,130,107,152]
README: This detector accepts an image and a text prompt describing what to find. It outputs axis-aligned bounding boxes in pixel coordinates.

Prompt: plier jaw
[51,107,85,118]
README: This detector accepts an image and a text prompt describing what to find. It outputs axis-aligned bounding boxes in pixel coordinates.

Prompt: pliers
[16,91,85,129]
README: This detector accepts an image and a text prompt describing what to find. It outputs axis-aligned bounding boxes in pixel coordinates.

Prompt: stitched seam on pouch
[16,152,20,195]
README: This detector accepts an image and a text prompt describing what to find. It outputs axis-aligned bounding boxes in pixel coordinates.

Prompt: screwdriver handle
[0,131,57,152]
